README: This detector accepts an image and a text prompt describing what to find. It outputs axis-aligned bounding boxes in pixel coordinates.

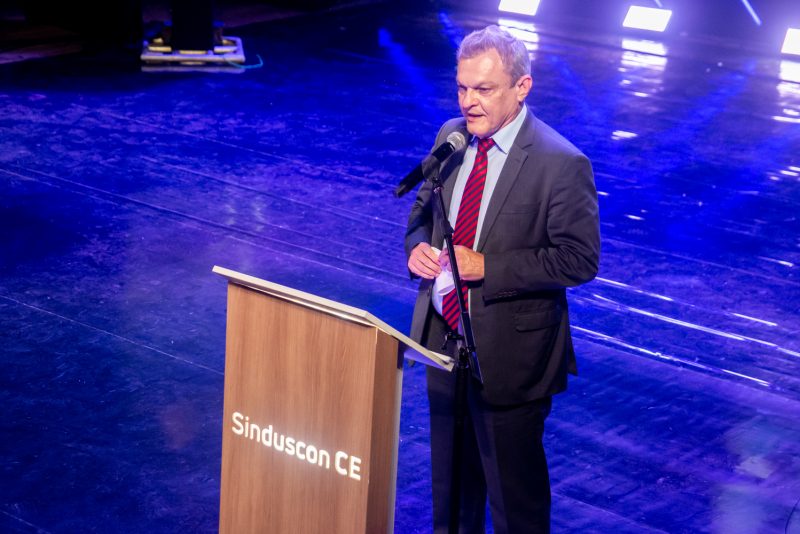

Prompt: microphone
[394,131,468,197]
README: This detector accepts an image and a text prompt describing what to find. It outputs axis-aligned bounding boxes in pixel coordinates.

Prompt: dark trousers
[427,366,552,534]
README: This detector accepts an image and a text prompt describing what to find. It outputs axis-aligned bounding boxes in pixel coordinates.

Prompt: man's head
[456,25,533,139]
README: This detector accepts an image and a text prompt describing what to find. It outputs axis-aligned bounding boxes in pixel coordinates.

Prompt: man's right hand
[408,242,442,279]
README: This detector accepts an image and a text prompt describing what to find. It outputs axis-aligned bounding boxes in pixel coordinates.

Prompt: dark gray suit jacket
[405,110,600,405]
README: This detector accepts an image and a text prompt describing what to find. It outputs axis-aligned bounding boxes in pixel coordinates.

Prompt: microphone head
[446,131,467,151]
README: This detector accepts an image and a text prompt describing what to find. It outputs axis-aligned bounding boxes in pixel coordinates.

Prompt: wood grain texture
[219,282,402,533]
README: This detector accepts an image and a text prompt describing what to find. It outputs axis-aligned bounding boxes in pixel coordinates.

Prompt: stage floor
[1,1,799,532]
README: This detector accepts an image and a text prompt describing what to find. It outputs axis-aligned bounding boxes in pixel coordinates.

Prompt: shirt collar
[484,103,527,155]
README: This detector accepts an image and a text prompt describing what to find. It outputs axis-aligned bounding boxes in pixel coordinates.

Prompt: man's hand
[408,242,442,279]
[439,245,485,281]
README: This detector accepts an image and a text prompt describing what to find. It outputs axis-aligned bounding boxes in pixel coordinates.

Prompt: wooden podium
[213,266,452,533]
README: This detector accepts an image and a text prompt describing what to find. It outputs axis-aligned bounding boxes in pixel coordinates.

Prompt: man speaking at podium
[404,25,600,533]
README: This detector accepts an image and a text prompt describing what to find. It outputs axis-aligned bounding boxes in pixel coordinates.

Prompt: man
[405,25,600,533]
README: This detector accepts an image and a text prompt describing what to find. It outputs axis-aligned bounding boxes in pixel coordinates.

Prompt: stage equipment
[140,34,245,67]
[498,0,541,17]
[622,6,672,33]
[783,28,800,56]
[140,0,245,68]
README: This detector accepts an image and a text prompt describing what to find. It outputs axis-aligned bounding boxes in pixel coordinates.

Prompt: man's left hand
[439,245,485,281]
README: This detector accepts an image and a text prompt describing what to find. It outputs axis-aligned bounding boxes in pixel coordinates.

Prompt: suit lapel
[477,111,537,252]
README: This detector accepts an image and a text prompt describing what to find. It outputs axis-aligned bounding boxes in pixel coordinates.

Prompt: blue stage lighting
[738,0,762,26]
[498,0,541,17]
[783,29,800,56]
[622,6,672,32]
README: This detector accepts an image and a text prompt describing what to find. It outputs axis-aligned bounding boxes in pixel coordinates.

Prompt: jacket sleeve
[404,177,434,260]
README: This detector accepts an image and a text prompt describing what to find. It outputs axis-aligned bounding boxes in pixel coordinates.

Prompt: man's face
[456,48,532,139]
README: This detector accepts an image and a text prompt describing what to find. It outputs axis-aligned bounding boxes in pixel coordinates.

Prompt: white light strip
[498,0,541,17]
[731,313,778,327]
[782,28,800,56]
[739,0,762,26]
[622,6,672,32]
[572,326,772,387]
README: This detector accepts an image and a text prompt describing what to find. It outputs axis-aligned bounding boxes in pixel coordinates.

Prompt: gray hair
[457,25,531,84]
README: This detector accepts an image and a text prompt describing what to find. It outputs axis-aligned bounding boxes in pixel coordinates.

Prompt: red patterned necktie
[442,137,495,332]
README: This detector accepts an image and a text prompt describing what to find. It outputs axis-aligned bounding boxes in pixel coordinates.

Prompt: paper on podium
[213,266,454,371]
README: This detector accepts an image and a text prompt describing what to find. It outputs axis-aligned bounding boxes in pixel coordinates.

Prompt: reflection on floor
[1,2,799,533]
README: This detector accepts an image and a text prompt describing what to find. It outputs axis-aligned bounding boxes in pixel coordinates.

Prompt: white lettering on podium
[334,451,361,480]
[335,451,348,476]
[349,455,362,481]
[230,411,357,480]
[307,445,318,465]
[232,412,245,435]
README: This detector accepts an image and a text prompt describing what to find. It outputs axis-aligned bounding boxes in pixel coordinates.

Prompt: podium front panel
[219,282,402,533]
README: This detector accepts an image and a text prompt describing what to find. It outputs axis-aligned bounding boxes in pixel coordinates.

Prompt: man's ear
[517,75,533,102]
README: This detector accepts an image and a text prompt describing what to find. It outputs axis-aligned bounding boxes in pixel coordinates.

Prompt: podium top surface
[213,266,454,371]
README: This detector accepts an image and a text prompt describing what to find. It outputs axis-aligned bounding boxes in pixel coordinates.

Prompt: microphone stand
[424,162,483,534]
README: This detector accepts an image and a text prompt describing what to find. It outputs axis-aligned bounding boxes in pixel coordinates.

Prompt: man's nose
[463,89,479,107]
